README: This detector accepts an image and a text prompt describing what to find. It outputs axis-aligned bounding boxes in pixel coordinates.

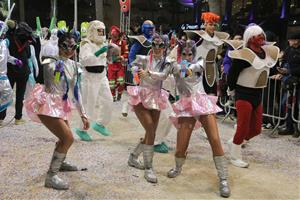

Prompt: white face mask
[91,35,106,45]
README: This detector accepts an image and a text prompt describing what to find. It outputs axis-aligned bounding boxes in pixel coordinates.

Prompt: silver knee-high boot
[167,157,186,178]
[128,139,145,170]
[213,156,231,198]
[143,145,157,183]
[45,151,69,190]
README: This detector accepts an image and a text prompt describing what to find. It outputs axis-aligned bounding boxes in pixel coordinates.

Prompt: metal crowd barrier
[291,82,300,131]
[219,77,299,137]
[125,67,134,85]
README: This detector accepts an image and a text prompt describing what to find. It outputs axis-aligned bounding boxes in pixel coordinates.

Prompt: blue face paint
[142,24,154,39]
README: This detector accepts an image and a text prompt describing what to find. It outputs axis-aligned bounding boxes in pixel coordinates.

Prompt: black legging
[0,74,29,120]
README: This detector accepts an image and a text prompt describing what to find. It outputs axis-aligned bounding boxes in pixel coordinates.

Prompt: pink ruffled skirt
[24,84,72,123]
[170,91,222,130]
[127,86,169,111]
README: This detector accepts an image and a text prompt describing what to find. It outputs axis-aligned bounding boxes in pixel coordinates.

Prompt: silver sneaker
[45,174,69,190]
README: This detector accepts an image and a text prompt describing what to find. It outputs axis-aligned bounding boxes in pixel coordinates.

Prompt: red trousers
[233,100,262,145]
[108,62,125,96]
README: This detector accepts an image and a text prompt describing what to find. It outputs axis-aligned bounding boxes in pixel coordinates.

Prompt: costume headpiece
[110,25,121,34]
[243,25,266,47]
[201,12,220,24]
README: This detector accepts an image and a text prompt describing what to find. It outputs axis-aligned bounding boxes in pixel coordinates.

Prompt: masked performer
[128,20,173,153]
[75,20,113,141]
[167,40,230,198]
[24,30,89,190]
[127,33,173,183]
[227,25,279,168]
[185,12,229,95]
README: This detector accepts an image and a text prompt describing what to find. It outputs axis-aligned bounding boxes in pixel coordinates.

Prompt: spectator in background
[277,33,300,138]
[108,25,128,101]
[0,21,35,125]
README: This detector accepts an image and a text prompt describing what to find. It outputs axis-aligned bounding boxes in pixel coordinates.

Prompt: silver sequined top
[173,59,205,97]
[42,57,86,116]
[131,55,175,90]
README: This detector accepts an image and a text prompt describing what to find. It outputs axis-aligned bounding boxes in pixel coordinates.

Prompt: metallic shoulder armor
[222,39,244,50]
[230,45,280,88]
[128,35,152,48]
[185,30,229,46]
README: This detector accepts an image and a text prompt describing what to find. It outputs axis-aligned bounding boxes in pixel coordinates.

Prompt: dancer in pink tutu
[127,33,175,183]
[167,40,230,198]
[24,31,89,190]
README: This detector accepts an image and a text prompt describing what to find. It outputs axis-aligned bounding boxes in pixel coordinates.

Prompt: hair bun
[70,30,80,42]
[57,29,66,39]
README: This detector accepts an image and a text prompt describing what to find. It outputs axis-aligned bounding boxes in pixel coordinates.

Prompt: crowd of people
[0,10,299,198]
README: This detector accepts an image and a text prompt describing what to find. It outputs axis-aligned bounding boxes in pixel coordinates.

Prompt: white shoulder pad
[41,58,56,65]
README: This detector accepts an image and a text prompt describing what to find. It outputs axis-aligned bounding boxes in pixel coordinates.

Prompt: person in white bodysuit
[75,20,113,141]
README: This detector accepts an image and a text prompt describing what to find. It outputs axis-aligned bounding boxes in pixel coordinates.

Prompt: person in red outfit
[108,26,128,101]
[227,24,280,168]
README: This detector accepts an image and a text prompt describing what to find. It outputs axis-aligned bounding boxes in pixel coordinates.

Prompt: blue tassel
[62,72,69,101]
[73,83,79,101]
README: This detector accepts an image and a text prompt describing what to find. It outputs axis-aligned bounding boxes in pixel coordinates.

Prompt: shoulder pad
[228,48,255,65]
[214,31,230,40]
[261,45,280,62]
[41,56,57,65]
[222,39,244,50]
[128,35,148,46]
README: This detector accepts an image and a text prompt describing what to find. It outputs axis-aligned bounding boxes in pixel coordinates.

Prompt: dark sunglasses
[182,52,193,56]
[60,42,78,51]
[152,42,165,49]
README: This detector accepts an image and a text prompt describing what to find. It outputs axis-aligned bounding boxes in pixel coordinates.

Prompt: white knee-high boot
[227,138,249,168]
